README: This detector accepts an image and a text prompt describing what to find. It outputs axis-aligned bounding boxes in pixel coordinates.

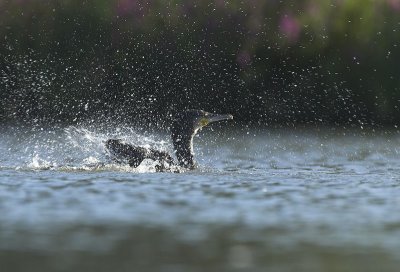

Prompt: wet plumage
[105,110,233,171]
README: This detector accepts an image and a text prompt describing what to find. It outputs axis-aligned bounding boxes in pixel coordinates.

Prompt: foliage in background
[1,0,400,127]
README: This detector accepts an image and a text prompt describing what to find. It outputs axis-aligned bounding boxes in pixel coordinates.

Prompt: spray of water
[0,126,178,173]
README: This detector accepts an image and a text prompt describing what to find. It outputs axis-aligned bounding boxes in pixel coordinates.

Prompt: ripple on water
[1,128,400,270]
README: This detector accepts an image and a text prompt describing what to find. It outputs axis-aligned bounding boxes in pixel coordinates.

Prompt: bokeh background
[1,0,400,127]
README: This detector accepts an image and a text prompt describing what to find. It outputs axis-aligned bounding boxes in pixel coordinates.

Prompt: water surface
[1,126,400,271]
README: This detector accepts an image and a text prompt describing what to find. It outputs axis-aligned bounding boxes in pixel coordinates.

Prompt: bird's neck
[173,134,195,168]
[171,125,196,169]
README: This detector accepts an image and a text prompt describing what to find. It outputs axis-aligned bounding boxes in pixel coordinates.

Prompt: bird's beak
[199,113,233,127]
[208,113,233,123]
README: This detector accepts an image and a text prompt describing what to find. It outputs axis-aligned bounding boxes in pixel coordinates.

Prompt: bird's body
[105,139,174,168]
[105,110,233,171]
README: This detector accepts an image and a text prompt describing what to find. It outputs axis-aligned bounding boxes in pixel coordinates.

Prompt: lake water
[1,125,400,271]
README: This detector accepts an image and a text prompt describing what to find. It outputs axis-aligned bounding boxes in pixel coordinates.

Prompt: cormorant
[105,110,233,171]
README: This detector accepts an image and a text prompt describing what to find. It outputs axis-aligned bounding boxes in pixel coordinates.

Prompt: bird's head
[170,109,233,168]
[172,109,233,136]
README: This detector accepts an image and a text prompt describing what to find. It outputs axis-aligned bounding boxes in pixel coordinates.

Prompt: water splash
[27,154,54,170]
[0,126,177,173]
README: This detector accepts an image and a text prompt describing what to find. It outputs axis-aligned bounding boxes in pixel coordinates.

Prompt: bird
[105,109,233,171]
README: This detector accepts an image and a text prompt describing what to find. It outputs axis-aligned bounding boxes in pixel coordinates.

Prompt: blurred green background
[1,0,400,126]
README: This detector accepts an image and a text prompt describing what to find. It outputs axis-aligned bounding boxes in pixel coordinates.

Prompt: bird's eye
[199,118,209,126]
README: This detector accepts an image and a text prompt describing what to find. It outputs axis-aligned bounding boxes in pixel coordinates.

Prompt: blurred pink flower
[387,0,400,11]
[214,0,226,9]
[236,50,251,67]
[15,0,31,4]
[307,1,320,17]
[117,0,139,16]
[279,14,301,42]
